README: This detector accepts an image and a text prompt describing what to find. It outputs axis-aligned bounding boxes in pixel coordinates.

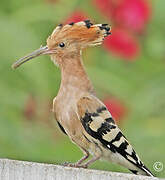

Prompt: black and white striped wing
[77,95,154,177]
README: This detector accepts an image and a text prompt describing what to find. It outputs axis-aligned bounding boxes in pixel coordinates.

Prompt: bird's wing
[77,95,153,176]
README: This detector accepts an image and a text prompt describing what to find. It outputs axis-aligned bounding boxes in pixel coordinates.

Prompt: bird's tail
[129,163,154,177]
[107,149,154,177]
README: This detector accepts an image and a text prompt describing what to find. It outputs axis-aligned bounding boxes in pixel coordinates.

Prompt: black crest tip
[84,20,93,29]
[69,22,74,25]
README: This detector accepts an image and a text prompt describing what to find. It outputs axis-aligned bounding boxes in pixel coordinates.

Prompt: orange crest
[47,20,111,49]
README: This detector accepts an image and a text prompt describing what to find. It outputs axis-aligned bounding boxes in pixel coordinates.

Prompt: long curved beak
[12,45,53,69]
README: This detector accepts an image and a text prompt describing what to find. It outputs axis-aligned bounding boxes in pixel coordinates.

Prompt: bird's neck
[58,52,94,95]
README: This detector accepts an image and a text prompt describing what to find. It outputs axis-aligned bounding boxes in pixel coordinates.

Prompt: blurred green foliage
[0,0,165,178]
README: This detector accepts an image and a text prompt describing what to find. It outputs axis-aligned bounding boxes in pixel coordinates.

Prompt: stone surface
[0,159,163,180]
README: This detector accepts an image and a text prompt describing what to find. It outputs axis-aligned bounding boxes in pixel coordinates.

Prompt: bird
[12,20,154,177]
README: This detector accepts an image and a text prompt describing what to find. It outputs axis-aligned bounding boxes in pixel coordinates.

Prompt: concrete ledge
[0,159,163,180]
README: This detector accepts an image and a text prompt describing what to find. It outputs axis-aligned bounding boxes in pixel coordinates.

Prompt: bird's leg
[81,154,101,168]
[80,147,102,168]
[63,152,101,169]
[62,149,90,168]
[74,149,89,166]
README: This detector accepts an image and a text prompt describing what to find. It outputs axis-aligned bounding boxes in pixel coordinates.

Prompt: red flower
[93,0,151,33]
[65,10,88,24]
[104,28,139,60]
[103,97,127,122]
[114,0,151,33]
[93,0,114,19]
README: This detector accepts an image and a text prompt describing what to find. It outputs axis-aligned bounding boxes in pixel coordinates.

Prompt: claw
[61,161,71,166]
[62,162,88,168]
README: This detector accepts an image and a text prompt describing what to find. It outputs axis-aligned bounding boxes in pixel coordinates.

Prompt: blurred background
[0,0,165,178]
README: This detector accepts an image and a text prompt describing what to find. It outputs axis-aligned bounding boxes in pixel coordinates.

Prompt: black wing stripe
[81,111,154,176]
[97,122,116,136]
[81,112,117,153]
[96,106,107,113]
[57,121,67,135]
[129,169,138,175]
[105,117,115,124]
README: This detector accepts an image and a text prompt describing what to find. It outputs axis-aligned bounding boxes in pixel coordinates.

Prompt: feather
[77,95,154,177]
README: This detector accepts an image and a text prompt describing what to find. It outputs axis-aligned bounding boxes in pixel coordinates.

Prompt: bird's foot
[62,161,88,168]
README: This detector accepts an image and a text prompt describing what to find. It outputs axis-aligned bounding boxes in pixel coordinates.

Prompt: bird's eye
[59,42,65,48]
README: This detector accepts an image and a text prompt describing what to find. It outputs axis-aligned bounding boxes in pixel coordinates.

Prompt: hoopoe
[12,20,154,176]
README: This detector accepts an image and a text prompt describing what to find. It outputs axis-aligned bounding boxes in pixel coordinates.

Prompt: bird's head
[12,20,111,69]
